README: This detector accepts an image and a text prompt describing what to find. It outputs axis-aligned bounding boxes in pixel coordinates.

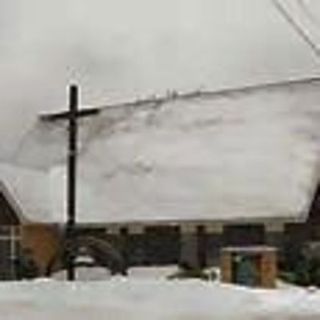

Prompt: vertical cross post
[40,85,100,281]
[66,84,78,281]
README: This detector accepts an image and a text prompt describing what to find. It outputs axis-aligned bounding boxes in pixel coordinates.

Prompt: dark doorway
[223,224,265,246]
[144,226,180,265]
[231,253,260,287]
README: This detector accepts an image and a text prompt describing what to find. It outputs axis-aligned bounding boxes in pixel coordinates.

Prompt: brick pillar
[180,224,198,268]
[21,224,60,276]
[260,250,277,288]
[220,250,232,283]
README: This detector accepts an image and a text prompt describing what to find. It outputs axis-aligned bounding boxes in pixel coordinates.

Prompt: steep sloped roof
[42,78,320,224]
[2,78,320,224]
[0,164,50,223]
[0,180,23,225]
[2,0,320,224]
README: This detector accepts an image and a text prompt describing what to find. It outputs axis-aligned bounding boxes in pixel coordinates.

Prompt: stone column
[220,250,232,283]
[127,224,144,266]
[180,224,198,268]
[206,224,223,266]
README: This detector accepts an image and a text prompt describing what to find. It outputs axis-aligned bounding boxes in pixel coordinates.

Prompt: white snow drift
[0,277,320,320]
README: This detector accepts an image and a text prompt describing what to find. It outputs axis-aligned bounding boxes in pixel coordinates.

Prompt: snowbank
[0,278,320,319]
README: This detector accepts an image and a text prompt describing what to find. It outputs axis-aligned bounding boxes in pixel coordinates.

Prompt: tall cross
[41,85,100,280]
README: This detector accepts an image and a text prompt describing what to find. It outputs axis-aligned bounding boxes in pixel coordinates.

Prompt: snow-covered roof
[5,77,320,224]
[2,0,320,225]
[0,164,50,223]
[0,179,25,223]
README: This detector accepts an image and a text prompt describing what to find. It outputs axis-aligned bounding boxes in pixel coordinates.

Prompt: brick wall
[221,248,277,288]
[260,250,277,288]
[21,224,61,276]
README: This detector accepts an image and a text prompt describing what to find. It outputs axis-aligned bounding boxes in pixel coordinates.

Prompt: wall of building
[20,224,61,276]
[74,221,297,269]
[13,219,316,278]
[221,248,277,288]
[0,226,20,280]
[101,221,312,269]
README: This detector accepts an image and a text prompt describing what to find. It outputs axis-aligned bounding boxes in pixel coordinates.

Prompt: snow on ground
[52,266,179,281]
[0,277,320,320]
[0,267,319,319]
[128,265,179,280]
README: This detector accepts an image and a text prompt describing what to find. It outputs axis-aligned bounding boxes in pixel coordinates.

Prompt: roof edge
[0,181,27,224]
[99,75,320,111]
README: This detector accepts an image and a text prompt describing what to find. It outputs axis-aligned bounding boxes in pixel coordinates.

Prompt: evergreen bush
[280,244,320,287]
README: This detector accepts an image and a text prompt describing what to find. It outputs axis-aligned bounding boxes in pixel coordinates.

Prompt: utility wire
[272,0,320,60]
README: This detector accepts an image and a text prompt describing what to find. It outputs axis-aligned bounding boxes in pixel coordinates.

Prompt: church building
[1,77,320,278]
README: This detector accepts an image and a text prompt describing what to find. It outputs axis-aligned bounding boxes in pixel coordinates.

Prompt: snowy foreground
[0,268,320,320]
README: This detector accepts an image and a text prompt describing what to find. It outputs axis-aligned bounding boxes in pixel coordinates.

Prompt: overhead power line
[272,0,320,60]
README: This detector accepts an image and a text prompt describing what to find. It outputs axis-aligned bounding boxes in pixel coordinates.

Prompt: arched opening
[46,235,127,280]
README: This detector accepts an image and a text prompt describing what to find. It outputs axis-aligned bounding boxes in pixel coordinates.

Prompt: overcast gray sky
[0,0,319,157]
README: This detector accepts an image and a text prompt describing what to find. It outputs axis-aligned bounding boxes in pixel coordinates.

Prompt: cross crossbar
[40,107,100,122]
